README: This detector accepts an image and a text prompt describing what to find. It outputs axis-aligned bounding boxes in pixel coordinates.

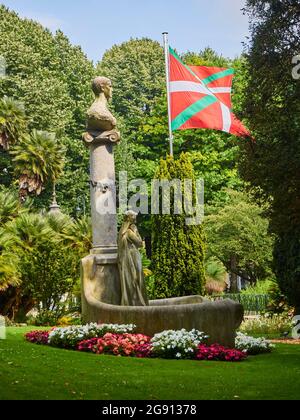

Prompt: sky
[1,0,249,63]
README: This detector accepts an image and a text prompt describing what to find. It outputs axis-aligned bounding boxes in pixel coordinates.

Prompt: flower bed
[24,324,276,362]
[235,332,275,355]
[78,333,151,357]
[48,323,136,349]
[25,330,50,345]
[196,344,246,362]
[150,329,208,359]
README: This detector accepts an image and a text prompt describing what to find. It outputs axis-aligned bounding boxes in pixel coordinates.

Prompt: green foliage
[216,294,270,314]
[240,314,293,337]
[97,38,165,129]
[0,208,91,319]
[0,96,27,151]
[205,190,274,283]
[0,96,27,187]
[0,187,23,226]
[0,251,20,292]
[241,280,273,296]
[182,47,230,67]
[29,309,64,327]
[11,129,65,198]
[205,258,227,295]
[241,1,300,312]
[0,5,94,213]
[268,256,299,314]
[152,153,205,298]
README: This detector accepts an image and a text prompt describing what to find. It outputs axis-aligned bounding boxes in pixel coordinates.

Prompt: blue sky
[1,0,249,63]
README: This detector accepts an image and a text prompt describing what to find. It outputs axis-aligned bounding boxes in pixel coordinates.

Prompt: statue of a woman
[118,211,149,307]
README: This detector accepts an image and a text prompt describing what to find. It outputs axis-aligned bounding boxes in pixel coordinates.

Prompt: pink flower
[195,344,247,362]
[24,330,49,345]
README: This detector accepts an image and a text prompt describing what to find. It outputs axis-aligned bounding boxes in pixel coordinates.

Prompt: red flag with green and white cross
[169,47,250,137]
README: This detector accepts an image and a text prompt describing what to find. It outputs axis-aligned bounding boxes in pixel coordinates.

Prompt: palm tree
[0,213,55,319]
[0,188,27,226]
[62,215,92,256]
[0,96,27,150]
[205,257,228,296]
[11,130,65,200]
[0,252,20,292]
[4,212,55,251]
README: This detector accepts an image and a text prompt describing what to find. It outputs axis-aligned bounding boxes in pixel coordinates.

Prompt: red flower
[24,331,49,345]
[195,344,247,362]
[77,333,152,357]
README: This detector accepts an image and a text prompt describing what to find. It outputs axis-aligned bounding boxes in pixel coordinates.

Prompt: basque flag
[169,47,250,138]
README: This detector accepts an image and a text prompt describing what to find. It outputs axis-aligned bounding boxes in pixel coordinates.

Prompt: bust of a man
[83,76,120,143]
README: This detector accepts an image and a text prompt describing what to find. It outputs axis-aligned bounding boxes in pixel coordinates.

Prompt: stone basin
[82,263,244,348]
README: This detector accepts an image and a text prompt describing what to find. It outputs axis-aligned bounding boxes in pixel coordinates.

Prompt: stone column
[81,76,122,311]
[90,139,118,256]
[82,131,121,306]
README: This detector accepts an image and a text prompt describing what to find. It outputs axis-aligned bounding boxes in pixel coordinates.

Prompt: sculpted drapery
[118,212,149,307]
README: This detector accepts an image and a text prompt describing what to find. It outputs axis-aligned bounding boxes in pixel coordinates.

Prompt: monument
[81,77,243,347]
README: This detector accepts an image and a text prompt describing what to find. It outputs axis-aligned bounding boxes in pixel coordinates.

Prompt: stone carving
[83,76,120,145]
[118,211,149,307]
[81,76,121,305]
[292,316,300,339]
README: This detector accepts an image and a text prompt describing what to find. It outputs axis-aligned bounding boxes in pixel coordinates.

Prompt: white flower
[235,332,274,354]
[48,323,137,348]
[150,328,207,359]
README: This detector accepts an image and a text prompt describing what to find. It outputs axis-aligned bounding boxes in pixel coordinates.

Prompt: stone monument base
[81,257,244,348]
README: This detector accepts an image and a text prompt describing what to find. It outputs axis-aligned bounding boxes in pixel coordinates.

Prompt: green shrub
[241,281,273,295]
[214,294,270,314]
[30,309,61,327]
[152,153,206,298]
[239,314,293,337]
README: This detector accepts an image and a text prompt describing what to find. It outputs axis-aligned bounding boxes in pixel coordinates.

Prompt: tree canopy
[205,190,274,285]
[0,5,95,214]
[241,0,300,312]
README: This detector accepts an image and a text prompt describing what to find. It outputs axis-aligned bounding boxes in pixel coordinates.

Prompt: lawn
[0,327,300,400]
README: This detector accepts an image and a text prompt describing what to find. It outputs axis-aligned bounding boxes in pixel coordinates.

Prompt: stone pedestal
[82,130,121,306]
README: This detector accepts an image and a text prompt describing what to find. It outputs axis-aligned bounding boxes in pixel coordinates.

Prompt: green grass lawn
[0,327,300,400]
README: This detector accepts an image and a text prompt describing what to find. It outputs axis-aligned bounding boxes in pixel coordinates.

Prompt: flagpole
[162,32,174,157]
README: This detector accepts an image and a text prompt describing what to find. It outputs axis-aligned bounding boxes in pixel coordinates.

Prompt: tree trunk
[229,255,239,293]
[0,287,35,321]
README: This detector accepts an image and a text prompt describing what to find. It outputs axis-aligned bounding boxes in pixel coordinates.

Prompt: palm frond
[0,96,27,150]
[11,129,65,198]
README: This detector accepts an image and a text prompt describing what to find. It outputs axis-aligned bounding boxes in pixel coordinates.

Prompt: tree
[205,257,227,295]
[0,187,25,226]
[152,153,206,298]
[0,188,26,293]
[0,6,94,213]
[11,130,65,200]
[240,0,300,312]
[97,38,165,130]
[0,96,27,151]
[0,211,91,320]
[205,190,275,292]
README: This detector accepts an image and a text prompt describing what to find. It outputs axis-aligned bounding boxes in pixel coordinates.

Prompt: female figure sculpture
[118,211,149,307]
